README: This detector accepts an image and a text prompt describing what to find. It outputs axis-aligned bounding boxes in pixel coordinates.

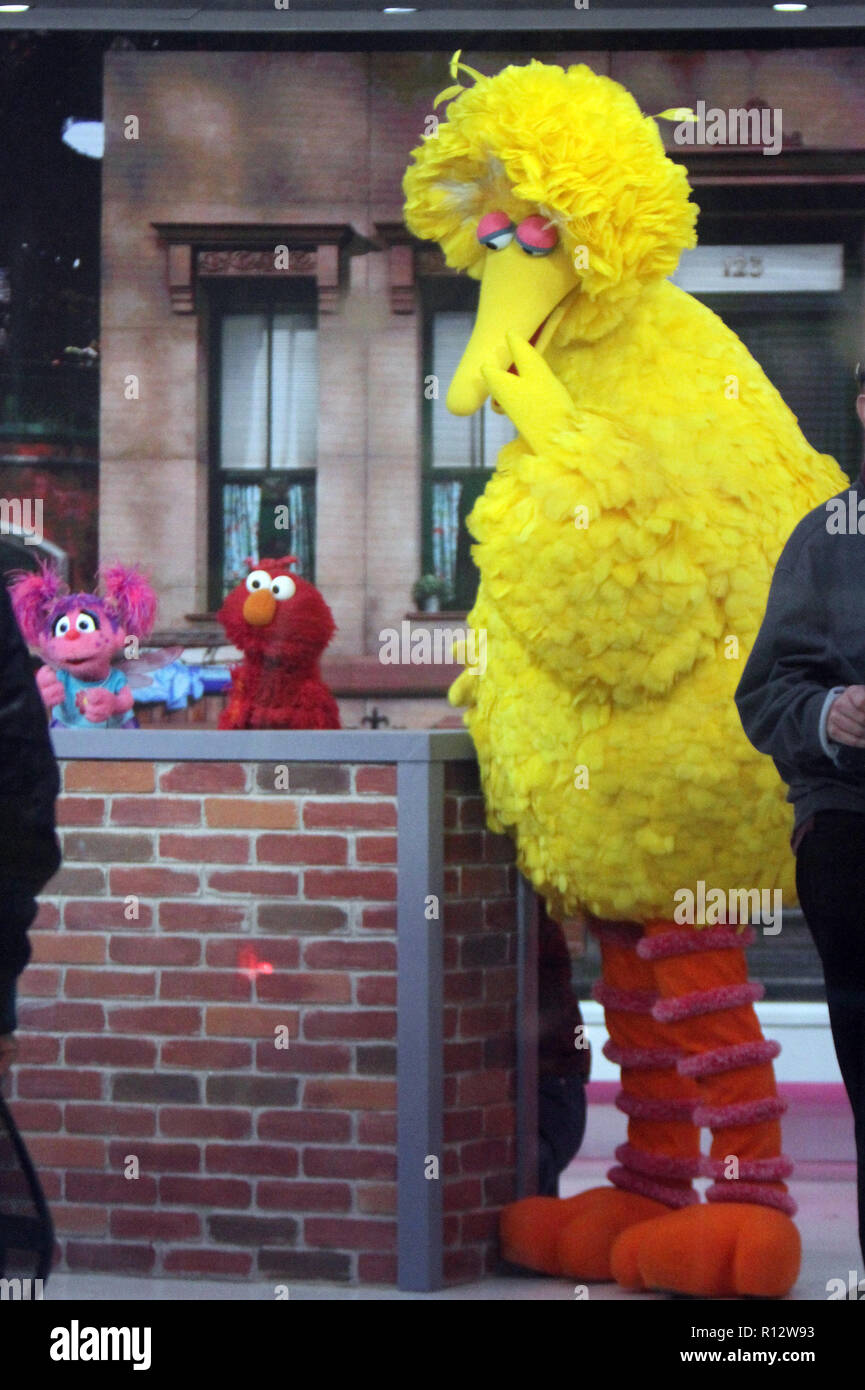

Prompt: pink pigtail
[99,563,158,639]
[7,560,67,645]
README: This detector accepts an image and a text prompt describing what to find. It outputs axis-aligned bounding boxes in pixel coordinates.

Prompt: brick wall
[4,753,521,1286]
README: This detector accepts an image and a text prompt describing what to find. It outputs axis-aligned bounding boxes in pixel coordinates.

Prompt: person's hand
[0,1033,18,1078]
[826,686,865,748]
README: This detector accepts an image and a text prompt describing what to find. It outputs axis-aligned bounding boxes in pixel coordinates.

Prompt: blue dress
[49,668,138,730]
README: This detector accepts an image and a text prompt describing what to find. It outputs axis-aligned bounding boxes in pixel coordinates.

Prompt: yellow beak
[446,239,577,417]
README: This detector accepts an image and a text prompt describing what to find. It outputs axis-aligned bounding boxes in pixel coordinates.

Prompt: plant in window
[412,573,452,613]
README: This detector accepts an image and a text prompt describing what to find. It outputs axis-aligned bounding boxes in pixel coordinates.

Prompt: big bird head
[403,56,698,415]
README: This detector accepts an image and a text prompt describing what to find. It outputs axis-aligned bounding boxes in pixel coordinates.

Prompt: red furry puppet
[217,557,340,730]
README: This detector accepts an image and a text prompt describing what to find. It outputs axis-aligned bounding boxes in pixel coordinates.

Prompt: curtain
[432,481,462,602]
[271,314,318,470]
[223,482,260,593]
[220,315,268,469]
[285,481,314,578]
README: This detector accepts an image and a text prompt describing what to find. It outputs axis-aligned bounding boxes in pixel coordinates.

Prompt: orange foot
[501,1187,669,1279]
[610,1203,801,1298]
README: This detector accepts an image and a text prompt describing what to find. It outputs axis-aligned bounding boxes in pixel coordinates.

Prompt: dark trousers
[796,810,865,1263]
[537,1074,587,1197]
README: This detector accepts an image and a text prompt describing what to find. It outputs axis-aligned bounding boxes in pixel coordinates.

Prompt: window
[208,280,318,606]
[422,280,515,612]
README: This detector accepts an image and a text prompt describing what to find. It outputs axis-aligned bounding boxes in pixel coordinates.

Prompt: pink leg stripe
[604,1040,684,1070]
[678,1038,781,1078]
[615,1142,703,1181]
[608,1165,700,1209]
[616,1090,697,1123]
[701,1154,794,1182]
[593,981,657,1014]
[693,1094,787,1129]
[637,925,755,960]
[652,980,764,1023]
[706,1181,798,1217]
[587,919,644,948]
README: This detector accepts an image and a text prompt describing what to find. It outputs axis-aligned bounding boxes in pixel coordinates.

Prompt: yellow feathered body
[404,59,848,923]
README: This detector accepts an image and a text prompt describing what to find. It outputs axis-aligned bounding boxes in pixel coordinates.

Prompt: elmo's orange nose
[242,590,277,626]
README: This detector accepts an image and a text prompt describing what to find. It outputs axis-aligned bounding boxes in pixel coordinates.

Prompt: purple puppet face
[42,596,127,682]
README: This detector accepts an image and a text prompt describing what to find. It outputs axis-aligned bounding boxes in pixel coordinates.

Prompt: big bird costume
[403,56,848,1298]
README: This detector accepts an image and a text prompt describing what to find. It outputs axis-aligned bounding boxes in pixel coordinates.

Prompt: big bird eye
[75,613,97,634]
[477,211,515,251]
[245,569,271,593]
[53,615,71,638]
[515,215,558,257]
[270,575,296,601]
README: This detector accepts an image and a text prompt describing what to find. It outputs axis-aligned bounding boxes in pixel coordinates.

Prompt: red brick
[26,1136,106,1168]
[17,968,61,998]
[65,762,154,793]
[207,869,299,897]
[206,1006,298,1038]
[459,797,486,829]
[110,867,200,896]
[159,970,251,1002]
[443,938,459,967]
[64,899,153,929]
[355,766,397,795]
[255,1041,351,1073]
[66,1104,156,1137]
[444,831,484,863]
[259,763,350,795]
[41,1173,62,1200]
[33,900,61,929]
[257,1181,352,1212]
[443,796,457,829]
[52,1204,109,1235]
[484,831,514,863]
[444,1040,484,1072]
[160,901,247,932]
[107,1140,201,1173]
[461,865,508,897]
[160,1108,252,1140]
[444,868,460,895]
[205,938,300,969]
[444,1177,483,1211]
[108,1005,201,1035]
[356,835,397,864]
[357,1113,397,1145]
[460,1138,513,1172]
[303,1148,396,1180]
[484,1103,517,1138]
[444,763,481,794]
[160,1176,251,1208]
[160,763,247,794]
[443,900,484,932]
[12,1034,60,1064]
[66,1242,156,1273]
[485,1173,516,1205]
[65,969,156,999]
[205,1144,299,1178]
[305,1217,396,1251]
[304,1009,395,1040]
[357,1184,397,1214]
[457,1069,512,1107]
[112,797,201,826]
[255,972,350,1004]
[484,966,518,1001]
[443,1109,484,1142]
[361,906,397,932]
[62,830,154,862]
[256,833,348,865]
[444,1248,483,1281]
[257,903,347,934]
[302,801,396,830]
[302,940,396,971]
[57,796,106,826]
[205,799,299,829]
[356,975,396,1006]
[111,1209,201,1240]
[161,1039,252,1069]
[462,1210,499,1243]
[459,1004,511,1037]
[46,866,105,896]
[66,1172,158,1204]
[111,936,201,966]
[164,1249,252,1275]
[444,971,484,1003]
[358,1253,398,1282]
[303,1079,396,1111]
[16,1068,102,1100]
[305,869,396,901]
[256,1111,351,1143]
[485,899,517,931]
[160,832,250,863]
[9,1101,62,1131]
[30,933,106,965]
[66,1037,157,1068]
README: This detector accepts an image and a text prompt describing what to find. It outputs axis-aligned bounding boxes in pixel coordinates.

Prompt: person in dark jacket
[735,363,865,1261]
[0,579,61,1077]
[537,901,590,1195]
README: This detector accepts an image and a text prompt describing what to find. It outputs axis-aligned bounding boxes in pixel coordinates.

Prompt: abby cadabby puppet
[8,562,158,729]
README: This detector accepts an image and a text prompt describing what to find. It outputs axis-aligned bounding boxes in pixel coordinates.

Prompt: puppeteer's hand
[0,1033,17,1078]
[36,664,64,710]
[79,687,118,723]
[481,332,575,458]
[827,685,865,748]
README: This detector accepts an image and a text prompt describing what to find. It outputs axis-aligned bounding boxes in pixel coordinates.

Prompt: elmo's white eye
[270,575,296,601]
[245,569,271,593]
[53,615,71,638]
[76,613,97,634]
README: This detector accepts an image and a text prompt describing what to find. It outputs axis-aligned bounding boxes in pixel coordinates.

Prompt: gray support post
[515,873,539,1197]
[396,757,445,1292]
